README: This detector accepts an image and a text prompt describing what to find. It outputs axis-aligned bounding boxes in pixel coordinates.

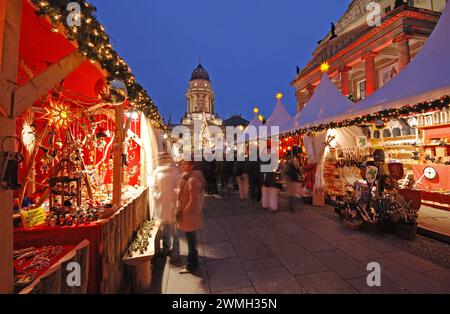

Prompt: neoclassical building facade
[181,64,223,127]
[292,0,447,112]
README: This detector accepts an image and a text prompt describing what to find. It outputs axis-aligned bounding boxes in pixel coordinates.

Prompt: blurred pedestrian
[262,165,280,212]
[177,160,205,274]
[234,157,249,201]
[282,155,299,213]
[249,159,262,202]
[151,153,182,263]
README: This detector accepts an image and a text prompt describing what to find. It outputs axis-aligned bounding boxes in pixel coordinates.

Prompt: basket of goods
[359,205,383,233]
[395,202,419,241]
[338,201,364,230]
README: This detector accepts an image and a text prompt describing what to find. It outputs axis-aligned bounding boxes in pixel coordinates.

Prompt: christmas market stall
[282,2,450,240]
[0,0,168,294]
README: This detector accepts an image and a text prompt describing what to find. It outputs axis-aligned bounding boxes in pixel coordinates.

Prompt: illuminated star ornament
[22,119,36,153]
[253,107,259,114]
[320,62,330,72]
[276,92,283,100]
[44,98,73,129]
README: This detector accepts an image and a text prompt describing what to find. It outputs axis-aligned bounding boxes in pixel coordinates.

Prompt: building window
[357,80,366,100]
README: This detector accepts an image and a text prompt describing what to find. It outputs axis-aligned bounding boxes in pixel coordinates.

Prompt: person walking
[151,153,182,263]
[249,159,262,202]
[177,160,205,274]
[233,158,249,201]
[261,166,280,212]
[282,155,299,213]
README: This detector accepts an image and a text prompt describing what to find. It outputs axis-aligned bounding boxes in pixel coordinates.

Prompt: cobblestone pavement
[149,192,450,294]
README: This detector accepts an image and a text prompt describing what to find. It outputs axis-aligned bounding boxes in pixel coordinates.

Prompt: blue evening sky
[91,0,352,123]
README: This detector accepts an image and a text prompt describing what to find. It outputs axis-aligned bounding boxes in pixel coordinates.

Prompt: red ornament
[95,78,110,101]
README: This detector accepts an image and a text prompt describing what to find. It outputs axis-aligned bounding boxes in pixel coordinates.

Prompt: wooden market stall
[0,0,168,293]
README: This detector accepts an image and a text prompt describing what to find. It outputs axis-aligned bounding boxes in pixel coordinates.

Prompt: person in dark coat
[248,159,263,202]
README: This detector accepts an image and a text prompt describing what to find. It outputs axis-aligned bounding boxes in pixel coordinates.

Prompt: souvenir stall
[0,0,168,293]
[329,1,450,212]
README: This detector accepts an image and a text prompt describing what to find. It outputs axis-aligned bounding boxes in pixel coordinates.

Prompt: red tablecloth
[14,223,102,293]
[14,245,75,290]
[412,164,450,191]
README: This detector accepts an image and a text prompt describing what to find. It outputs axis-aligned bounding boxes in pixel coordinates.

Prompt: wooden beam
[0,0,21,294]
[112,103,125,207]
[13,51,86,118]
[0,0,21,116]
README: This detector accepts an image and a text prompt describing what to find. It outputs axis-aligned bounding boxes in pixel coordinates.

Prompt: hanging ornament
[95,77,110,101]
[109,79,128,105]
[44,98,73,130]
[22,119,36,154]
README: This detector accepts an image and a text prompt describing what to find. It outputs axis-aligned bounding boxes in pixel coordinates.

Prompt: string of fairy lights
[32,0,169,135]
[281,96,450,138]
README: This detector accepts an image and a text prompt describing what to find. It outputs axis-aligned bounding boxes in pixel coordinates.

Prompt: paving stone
[166,264,210,294]
[248,267,306,294]
[252,225,295,245]
[258,213,290,225]
[313,250,366,280]
[347,276,409,294]
[206,257,251,292]
[233,240,275,260]
[296,271,358,294]
[241,214,266,228]
[201,226,229,243]
[274,222,311,236]
[242,257,284,272]
[349,233,399,254]
[293,234,337,253]
[423,269,450,288]
[203,241,236,261]
[385,251,442,273]
[268,242,329,276]
[213,286,257,294]
[370,257,450,294]
[331,239,381,262]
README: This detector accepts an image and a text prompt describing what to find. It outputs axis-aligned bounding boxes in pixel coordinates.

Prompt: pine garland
[283,96,450,137]
[31,0,168,134]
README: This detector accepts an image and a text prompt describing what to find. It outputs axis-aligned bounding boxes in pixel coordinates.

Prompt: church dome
[190,64,210,82]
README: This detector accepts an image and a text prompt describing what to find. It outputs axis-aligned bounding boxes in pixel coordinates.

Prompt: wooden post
[0,0,22,294]
[113,104,125,207]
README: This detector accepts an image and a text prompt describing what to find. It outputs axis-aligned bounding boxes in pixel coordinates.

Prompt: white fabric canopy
[303,132,328,190]
[336,2,450,120]
[264,97,292,137]
[287,74,357,132]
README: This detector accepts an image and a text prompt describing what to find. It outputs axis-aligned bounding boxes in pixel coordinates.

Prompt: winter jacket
[151,165,182,224]
[177,170,205,232]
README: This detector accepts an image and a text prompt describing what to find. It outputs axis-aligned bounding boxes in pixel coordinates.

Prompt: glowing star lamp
[258,115,264,122]
[276,92,283,100]
[44,99,72,129]
[253,107,259,114]
[320,62,330,72]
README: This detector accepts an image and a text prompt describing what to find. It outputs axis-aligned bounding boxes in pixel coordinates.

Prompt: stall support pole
[113,103,125,207]
[0,0,22,294]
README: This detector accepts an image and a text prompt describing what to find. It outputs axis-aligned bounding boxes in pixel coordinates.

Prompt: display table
[14,187,150,293]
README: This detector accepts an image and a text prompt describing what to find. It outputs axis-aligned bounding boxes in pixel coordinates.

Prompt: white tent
[286,74,357,132]
[264,95,293,137]
[335,2,450,120]
[240,113,263,143]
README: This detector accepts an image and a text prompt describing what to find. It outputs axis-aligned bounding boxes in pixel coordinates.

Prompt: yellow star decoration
[320,62,330,72]
[44,99,73,129]
[276,92,283,100]
[253,107,259,114]
[258,114,264,122]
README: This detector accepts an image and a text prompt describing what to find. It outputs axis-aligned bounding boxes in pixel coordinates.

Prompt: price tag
[21,207,46,228]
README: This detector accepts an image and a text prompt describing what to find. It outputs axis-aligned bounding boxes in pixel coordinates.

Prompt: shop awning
[334,2,450,121]
[283,74,357,132]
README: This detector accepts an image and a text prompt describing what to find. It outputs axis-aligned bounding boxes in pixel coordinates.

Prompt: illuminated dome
[190,64,210,82]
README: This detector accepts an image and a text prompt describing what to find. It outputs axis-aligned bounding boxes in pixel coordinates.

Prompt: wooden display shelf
[122,220,161,266]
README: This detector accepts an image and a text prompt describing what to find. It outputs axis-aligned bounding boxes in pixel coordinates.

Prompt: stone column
[363,52,377,97]
[339,66,352,97]
[395,35,411,71]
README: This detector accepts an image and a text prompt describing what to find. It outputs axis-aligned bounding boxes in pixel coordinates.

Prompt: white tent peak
[342,2,450,119]
[265,96,293,129]
[287,74,356,131]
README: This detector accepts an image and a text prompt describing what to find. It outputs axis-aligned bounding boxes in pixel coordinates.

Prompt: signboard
[357,136,368,149]
[21,207,46,229]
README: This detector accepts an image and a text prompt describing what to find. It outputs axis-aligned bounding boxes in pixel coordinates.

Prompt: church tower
[182,63,222,126]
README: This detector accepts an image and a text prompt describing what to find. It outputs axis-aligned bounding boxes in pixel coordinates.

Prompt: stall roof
[284,74,356,132]
[338,2,450,120]
[264,96,292,138]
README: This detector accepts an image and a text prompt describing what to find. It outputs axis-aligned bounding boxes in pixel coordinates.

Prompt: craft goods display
[334,149,420,240]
